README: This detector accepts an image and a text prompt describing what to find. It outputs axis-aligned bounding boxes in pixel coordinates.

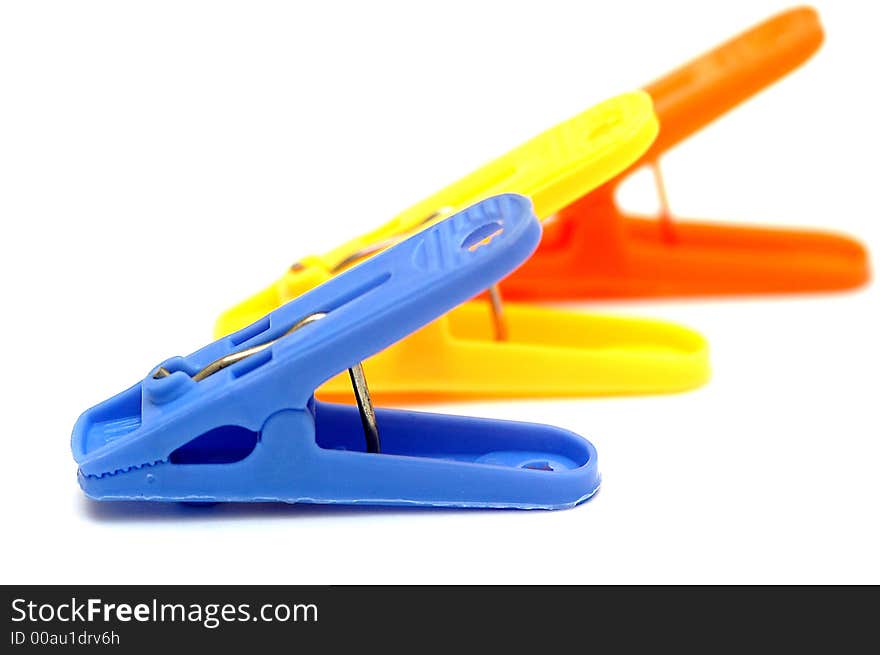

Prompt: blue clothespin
[71,194,600,509]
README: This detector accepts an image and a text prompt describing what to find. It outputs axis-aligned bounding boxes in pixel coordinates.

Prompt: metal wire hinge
[154,312,381,453]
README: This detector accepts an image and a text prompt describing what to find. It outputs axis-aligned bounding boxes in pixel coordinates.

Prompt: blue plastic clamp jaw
[71,194,600,509]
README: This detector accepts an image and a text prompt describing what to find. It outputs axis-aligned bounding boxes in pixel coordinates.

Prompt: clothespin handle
[312,92,656,276]
[643,6,823,158]
[162,194,541,408]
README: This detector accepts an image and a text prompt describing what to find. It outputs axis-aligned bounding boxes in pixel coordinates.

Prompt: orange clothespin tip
[500,6,871,300]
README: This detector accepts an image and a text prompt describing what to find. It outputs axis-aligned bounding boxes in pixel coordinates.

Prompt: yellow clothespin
[216,92,710,401]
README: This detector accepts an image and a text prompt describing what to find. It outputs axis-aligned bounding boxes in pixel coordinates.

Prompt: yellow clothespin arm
[215,91,658,338]
[214,91,710,402]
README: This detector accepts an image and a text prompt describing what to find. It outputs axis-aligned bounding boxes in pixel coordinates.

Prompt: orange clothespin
[500,6,871,300]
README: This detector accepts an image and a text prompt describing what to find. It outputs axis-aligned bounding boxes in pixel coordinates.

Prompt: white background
[1,0,877,584]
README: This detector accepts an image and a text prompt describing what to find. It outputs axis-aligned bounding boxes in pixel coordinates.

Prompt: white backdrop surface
[1,0,877,584]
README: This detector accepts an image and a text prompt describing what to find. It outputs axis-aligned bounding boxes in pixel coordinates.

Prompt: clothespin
[72,196,600,509]
[501,6,871,300]
[216,92,711,402]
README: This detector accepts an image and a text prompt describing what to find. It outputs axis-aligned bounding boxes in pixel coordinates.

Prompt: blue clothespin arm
[72,193,601,509]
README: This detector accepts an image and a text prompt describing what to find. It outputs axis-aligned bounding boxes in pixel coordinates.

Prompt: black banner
[2,586,877,651]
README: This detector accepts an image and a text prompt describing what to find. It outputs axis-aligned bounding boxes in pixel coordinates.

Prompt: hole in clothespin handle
[462,221,504,252]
